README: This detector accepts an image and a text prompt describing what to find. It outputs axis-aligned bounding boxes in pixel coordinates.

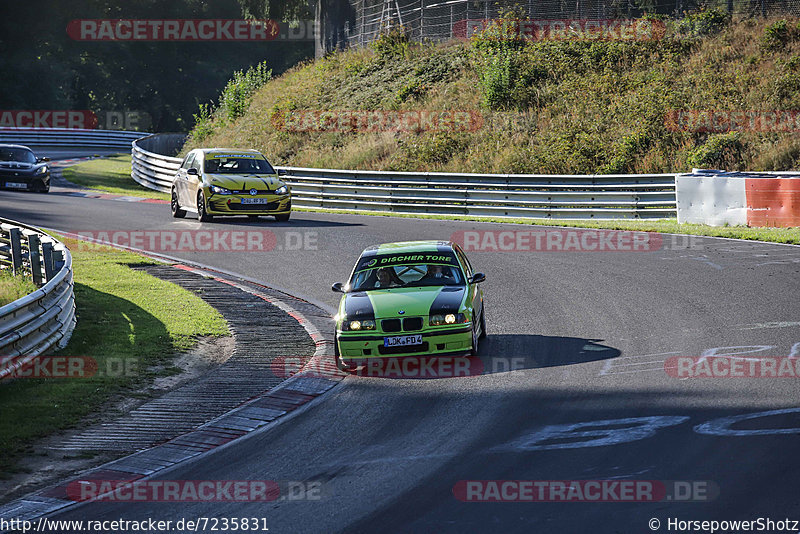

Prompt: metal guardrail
[0,218,76,379]
[0,128,147,150]
[132,134,677,219]
[131,133,186,192]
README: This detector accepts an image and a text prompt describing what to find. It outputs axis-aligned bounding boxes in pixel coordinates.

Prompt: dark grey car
[0,144,50,193]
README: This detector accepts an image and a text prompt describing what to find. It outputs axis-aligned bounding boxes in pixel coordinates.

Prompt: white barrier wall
[676,171,747,226]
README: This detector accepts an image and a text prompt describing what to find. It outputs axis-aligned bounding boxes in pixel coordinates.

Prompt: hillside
[183,12,800,174]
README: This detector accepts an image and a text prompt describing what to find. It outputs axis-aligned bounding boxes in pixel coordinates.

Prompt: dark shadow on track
[336,334,620,379]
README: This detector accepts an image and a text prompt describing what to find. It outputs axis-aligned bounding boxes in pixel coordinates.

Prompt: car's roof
[361,241,455,256]
[195,148,263,156]
[0,144,33,151]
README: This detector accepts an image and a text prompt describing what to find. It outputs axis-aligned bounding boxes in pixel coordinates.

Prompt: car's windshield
[350,263,464,291]
[0,148,36,163]
[204,155,275,174]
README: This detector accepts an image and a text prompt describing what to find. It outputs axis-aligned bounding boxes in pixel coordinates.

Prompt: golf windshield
[205,155,275,174]
[350,263,464,291]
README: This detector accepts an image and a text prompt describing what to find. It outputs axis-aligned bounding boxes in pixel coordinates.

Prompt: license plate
[241,198,269,205]
[384,334,423,347]
[5,182,27,189]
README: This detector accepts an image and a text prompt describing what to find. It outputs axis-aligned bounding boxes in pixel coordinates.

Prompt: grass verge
[0,239,228,478]
[61,155,169,201]
[0,271,38,307]
[296,207,800,245]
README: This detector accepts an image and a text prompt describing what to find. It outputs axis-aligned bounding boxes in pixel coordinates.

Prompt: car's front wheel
[197,191,212,222]
[479,302,487,339]
[334,334,357,372]
[171,188,186,218]
[34,179,49,193]
[275,212,290,222]
[470,319,480,357]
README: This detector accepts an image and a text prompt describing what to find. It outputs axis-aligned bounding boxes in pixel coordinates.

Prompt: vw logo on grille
[250,188,258,196]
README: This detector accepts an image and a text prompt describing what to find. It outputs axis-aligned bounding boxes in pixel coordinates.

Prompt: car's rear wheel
[197,191,212,222]
[171,188,186,218]
[275,213,290,222]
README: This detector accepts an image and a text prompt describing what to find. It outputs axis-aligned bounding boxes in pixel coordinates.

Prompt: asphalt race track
[2,172,799,533]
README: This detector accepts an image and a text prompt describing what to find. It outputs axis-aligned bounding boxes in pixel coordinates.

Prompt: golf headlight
[343,319,375,331]
[36,166,47,175]
[274,185,288,195]
[210,185,232,195]
[430,313,467,326]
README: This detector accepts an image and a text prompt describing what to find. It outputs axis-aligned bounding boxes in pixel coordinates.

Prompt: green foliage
[220,61,272,121]
[399,133,469,165]
[396,79,428,103]
[191,103,216,143]
[676,8,731,37]
[598,131,652,174]
[761,19,800,51]
[686,132,746,169]
[371,25,412,60]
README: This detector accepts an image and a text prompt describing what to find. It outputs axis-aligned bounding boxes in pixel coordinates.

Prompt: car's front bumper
[337,324,473,360]
[205,192,291,215]
[0,172,49,191]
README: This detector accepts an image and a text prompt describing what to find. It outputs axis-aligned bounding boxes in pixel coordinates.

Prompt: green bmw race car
[171,148,291,222]
[331,241,486,370]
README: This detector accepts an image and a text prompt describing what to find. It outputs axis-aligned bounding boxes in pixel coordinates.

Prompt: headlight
[342,319,375,331]
[430,313,467,326]
[35,166,47,175]
[210,185,232,195]
[274,185,288,195]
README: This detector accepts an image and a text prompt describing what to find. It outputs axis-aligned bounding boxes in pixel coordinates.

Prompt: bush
[676,8,731,37]
[686,132,746,169]
[190,103,215,143]
[371,25,411,59]
[761,19,800,51]
[219,61,272,121]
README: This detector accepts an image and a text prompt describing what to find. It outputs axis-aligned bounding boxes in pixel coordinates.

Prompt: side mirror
[469,272,486,284]
[187,168,199,176]
[277,168,287,175]
[37,156,50,163]
[331,282,345,293]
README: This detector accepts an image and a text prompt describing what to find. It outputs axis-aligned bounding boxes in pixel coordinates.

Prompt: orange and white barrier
[677,170,800,228]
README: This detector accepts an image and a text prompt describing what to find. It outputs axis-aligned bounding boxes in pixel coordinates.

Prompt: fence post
[27,234,43,285]
[9,228,23,275]
[41,241,55,283]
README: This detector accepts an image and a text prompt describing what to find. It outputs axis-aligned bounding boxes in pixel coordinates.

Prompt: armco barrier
[0,218,76,379]
[677,170,800,228]
[0,128,147,150]
[131,133,186,192]
[131,135,677,219]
